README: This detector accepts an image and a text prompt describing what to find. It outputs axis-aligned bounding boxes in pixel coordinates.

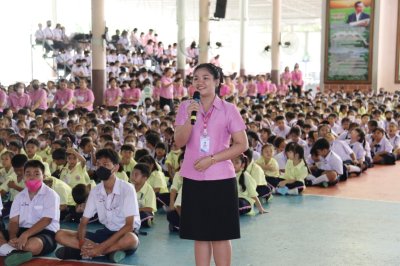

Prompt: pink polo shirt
[54,88,74,110]
[9,93,31,110]
[175,96,246,181]
[160,76,174,99]
[104,87,123,107]
[0,90,8,112]
[174,85,185,99]
[236,83,245,95]
[277,84,289,96]
[219,84,230,97]
[29,88,48,110]
[291,70,304,86]
[74,88,94,111]
[268,83,277,94]
[123,88,141,105]
[281,72,292,85]
[257,81,268,95]
[187,85,196,97]
[246,83,257,97]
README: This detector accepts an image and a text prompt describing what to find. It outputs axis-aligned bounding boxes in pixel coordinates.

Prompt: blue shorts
[86,227,139,255]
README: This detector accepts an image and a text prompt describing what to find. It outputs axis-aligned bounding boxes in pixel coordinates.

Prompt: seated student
[137,155,169,209]
[273,115,291,138]
[306,138,343,187]
[131,163,157,228]
[51,148,68,179]
[387,122,400,160]
[347,128,368,172]
[154,142,168,176]
[67,184,97,223]
[165,142,182,180]
[0,155,28,217]
[60,148,91,188]
[120,144,137,177]
[24,139,43,161]
[55,149,140,263]
[37,133,53,164]
[369,127,396,165]
[166,153,184,232]
[288,127,307,148]
[256,144,280,179]
[272,137,287,172]
[8,141,24,156]
[232,154,266,215]
[267,143,308,195]
[0,138,7,168]
[79,137,97,178]
[0,151,15,185]
[243,149,272,200]
[43,172,74,221]
[337,118,351,141]
[325,132,359,179]
[0,160,60,266]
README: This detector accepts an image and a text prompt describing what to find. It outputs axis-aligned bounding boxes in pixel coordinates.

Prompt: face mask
[96,166,112,181]
[51,89,57,94]
[70,116,78,122]
[17,88,24,94]
[25,179,42,193]
[39,141,47,148]
[76,131,83,137]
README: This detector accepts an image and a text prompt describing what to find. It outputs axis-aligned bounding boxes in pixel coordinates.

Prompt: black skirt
[180,177,240,241]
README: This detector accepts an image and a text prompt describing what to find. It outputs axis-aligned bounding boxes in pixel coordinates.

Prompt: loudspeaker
[214,0,227,19]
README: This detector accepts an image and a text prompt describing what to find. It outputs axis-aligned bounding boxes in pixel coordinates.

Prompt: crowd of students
[0,61,399,265]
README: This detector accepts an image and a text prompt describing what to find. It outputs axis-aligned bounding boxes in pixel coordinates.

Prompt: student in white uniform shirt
[0,160,60,266]
[369,128,396,165]
[347,128,368,171]
[288,127,307,148]
[34,23,45,45]
[306,138,344,187]
[273,116,291,139]
[387,122,400,160]
[55,149,140,263]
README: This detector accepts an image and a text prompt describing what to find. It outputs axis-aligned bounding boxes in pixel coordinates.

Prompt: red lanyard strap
[202,106,215,134]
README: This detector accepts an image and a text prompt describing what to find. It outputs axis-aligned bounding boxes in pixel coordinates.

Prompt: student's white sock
[312,174,329,185]
[0,243,15,256]
[347,165,361,173]
[287,188,299,195]
[305,174,316,181]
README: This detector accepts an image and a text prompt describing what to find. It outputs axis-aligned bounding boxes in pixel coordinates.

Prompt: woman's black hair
[134,149,149,161]
[138,155,157,172]
[194,63,224,92]
[237,154,249,192]
[133,163,151,178]
[353,127,366,148]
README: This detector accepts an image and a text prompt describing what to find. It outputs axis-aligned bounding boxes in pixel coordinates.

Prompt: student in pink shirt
[246,76,257,99]
[51,79,74,111]
[74,78,94,112]
[174,63,248,266]
[123,79,141,108]
[0,87,9,114]
[29,79,48,115]
[152,80,161,102]
[9,82,31,112]
[291,63,304,97]
[104,78,122,111]
[236,77,246,97]
[160,68,174,110]
[281,66,292,88]
[187,84,196,98]
[256,75,268,100]
[173,78,186,100]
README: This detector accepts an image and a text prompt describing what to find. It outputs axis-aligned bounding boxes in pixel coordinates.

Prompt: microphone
[191,91,201,125]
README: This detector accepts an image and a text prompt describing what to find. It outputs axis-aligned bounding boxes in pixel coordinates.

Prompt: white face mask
[39,141,47,148]
[76,131,84,137]
[17,88,24,94]
[51,89,57,94]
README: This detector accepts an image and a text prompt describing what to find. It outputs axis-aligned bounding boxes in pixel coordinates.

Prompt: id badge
[200,135,210,153]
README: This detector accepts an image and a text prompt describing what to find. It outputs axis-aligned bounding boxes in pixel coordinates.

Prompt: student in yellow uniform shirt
[267,143,308,195]
[51,148,68,179]
[0,138,7,168]
[60,148,91,189]
[0,154,28,217]
[167,153,184,232]
[256,143,280,178]
[37,133,53,163]
[0,151,15,185]
[131,163,157,227]
[232,154,267,215]
[24,139,43,161]
[165,142,182,182]
[116,165,129,182]
[137,155,169,209]
[120,144,137,177]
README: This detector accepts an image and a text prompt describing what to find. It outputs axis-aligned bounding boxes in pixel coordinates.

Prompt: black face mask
[96,166,112,181]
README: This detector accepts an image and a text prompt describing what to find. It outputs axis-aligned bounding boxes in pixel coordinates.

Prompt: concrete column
[52,0,58,24]
[176,0,186,77]
[91,0,106,107]
[271,0,281,85]
[239,0,248,76]
[199,0,210,64]
[320,0,327,92]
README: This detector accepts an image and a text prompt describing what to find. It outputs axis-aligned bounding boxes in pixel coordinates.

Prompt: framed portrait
[395,2,400,83]
[324,0,375,84]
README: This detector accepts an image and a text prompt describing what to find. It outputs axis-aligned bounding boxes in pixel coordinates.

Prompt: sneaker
[108,250,126,263]
[287,188,299,195]
[55,247,82,260]
[4,250,32,266]
[321,181,329,188]
[276,186,289,195]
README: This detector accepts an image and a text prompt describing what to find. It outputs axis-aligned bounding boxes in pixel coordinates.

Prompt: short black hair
[313,138,331,151]
[52,148,67,160]
[134,149,149,161]
[95,148,120,165]
[121,144,135,152]
[24,160,45,174]
[11,154,28,168]
[79,137,92,149]
[72,184,89,204]
[133,163,151,178]
[26,138,40,147]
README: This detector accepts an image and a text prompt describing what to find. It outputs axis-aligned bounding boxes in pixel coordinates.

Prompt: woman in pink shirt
[160,67,174,110]
[123,79,141,108]
[175,63,248,266]
[9,82,31,112]
[256,75,268,100]
[236,77,246,97]
[246,76,257,99]
[51,79,74,111]
[29,79,48,116]
[103,77,122,111]
[281,66,292,88]
[173,78,186,100]
[291,63,304,97]
[74,78,94,112]
[0,88,8,114]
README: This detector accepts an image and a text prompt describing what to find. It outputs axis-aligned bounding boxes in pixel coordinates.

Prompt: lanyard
[202,106,215,136]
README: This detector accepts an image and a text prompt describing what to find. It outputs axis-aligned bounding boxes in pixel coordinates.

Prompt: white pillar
[176,0,186,77]
[91,0,106,107]
[320,0,327,92]
[239,0,248,76]
[52,0,58,23]
[199,0,210,64]
[271,0,281,85]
